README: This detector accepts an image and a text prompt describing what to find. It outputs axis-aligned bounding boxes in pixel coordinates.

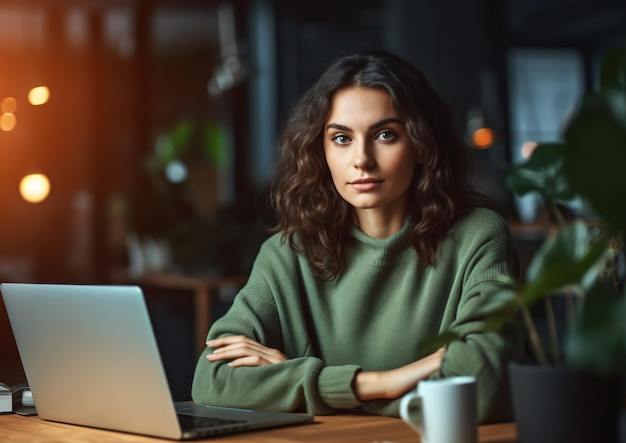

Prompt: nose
[353,140,374,169]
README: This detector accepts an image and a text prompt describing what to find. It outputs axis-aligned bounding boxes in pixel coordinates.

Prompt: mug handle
[399,391,423,435]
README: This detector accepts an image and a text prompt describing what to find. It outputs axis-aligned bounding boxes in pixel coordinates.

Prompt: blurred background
[1,0,625,397]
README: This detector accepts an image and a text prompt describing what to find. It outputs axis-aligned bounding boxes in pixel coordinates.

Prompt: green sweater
[192,208,524,422]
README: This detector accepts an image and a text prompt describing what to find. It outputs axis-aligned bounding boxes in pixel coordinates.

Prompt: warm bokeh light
[28,86,50,106]
[1,112,17,131]
[471,127,494,149]
[1,97,17,113]
[521,141,538,158]
[19,173,51,203]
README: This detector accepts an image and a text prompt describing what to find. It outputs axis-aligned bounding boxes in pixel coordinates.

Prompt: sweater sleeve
[435,213,525,423]
[362,212,525,421]
[191,241,363,415]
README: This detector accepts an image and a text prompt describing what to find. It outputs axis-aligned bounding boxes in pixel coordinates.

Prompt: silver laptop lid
[1,283,183,439]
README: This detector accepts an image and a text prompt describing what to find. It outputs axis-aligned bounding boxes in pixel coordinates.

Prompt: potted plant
[421,47,626,442]
[150,116,228,219]
[484,47,626,443]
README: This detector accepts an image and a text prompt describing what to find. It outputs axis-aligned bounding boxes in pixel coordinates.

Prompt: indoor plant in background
[423,47,626,443]
[149,117,268,277]
[487,47,626,443]
[125,116,224,276]
[128,116,266,278]
[149,116,227,221]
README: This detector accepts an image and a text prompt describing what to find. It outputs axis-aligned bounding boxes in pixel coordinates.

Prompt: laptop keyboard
[177,413,247,430]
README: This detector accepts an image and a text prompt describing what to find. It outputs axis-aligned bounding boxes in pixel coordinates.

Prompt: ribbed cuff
[317,365,363,410]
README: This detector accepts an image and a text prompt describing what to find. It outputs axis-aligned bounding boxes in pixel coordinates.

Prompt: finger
[208,344,273,361]
[205,335,288,365]
[210,341,267,357]
[207,335,251,348]
[207,344,287,364]
[227,355,272,367]
[208,347,272,366]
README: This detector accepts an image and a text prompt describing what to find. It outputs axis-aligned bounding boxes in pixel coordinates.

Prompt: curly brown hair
[271,50,481,281]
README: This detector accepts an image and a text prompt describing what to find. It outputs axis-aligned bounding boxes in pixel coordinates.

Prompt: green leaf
[154,135,177,165]
[417,331,461,355]
[505,143,576,205]
[565,286,626,375]
[599,47,626,91]
[481,297,520,332]
[201,122,227,167]
[522,221,610,304]
[169,118,194,153]
[563,90,626,229]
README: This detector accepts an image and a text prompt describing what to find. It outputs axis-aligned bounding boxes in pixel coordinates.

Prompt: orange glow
[28,86,50,106]
[521,141,538,158]
[471,128,494,149]
[19,173,51,203]
[1,113,17,131]
[1,97,17,113]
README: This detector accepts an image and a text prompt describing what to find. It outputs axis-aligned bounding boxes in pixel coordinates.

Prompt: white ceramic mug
[399,376,477,443]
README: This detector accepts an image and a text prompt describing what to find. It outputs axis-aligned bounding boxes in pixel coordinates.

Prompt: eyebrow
[326,117,404,132]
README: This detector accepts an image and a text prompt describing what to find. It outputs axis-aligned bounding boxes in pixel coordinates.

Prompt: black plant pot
[509,361,622,443]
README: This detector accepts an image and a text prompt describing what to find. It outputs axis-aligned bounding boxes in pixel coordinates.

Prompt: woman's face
[323,86,417,224]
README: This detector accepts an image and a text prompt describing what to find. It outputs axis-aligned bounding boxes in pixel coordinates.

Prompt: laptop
[1,283,314,439]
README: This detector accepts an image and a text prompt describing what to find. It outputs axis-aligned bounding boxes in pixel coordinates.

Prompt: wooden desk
[110,270,247,355]
[0,413,517,442]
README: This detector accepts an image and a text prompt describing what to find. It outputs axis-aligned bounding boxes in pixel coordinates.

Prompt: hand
[354,347,445,401]
[206,335,288,367]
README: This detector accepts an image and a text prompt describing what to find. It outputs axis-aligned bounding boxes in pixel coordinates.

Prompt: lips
[349,178,383,185]
[349,178,383,191]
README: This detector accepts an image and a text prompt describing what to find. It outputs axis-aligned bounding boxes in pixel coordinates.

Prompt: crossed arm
[205,335,445,402]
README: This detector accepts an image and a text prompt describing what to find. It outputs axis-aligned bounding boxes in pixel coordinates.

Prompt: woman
[192,50,524,422]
